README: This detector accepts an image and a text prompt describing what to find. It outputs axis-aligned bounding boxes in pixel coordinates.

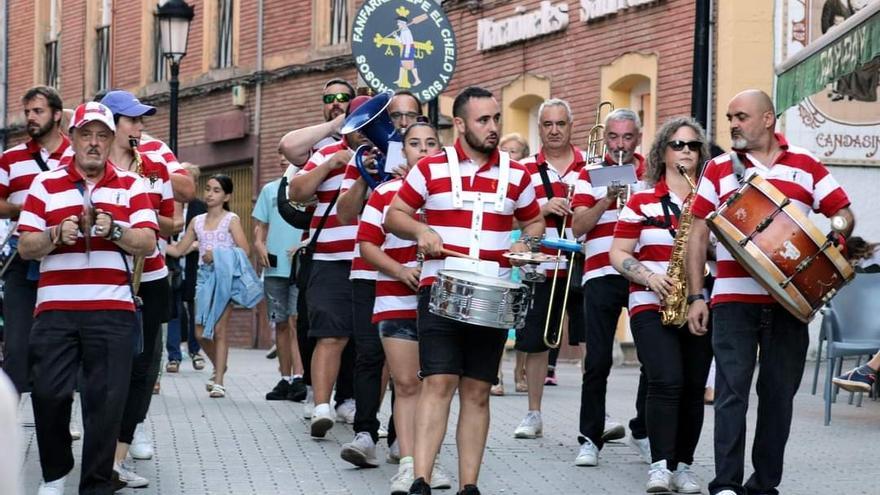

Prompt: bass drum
[429,270,531,329]
[707,173,853,322]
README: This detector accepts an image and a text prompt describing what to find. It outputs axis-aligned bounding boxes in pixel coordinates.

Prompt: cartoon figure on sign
[394,8,421,88]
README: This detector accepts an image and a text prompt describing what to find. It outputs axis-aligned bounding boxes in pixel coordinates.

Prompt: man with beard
[687,90,854,495]
[385,86,545,495]
[513,98,587,440]
[0,86,71,395]
[18,101,157,495]
[571,108,650,467]
[289,95,371,439]
[279,78,357,420]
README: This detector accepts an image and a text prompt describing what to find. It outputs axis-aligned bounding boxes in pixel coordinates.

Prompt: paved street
[18,348,879,495]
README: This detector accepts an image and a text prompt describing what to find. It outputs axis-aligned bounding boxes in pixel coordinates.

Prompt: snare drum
[707,174,854,322]
[429,270,531,329]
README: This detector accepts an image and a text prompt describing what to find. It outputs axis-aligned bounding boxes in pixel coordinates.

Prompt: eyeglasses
[389,111,421,121]
[322,93,352,104]
[668,140,703,151]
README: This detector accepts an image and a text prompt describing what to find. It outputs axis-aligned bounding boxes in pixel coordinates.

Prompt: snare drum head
[437,270,523,289]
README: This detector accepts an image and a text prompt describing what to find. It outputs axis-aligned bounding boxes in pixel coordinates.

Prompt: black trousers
[119,277,170,444]
[295,270,354,403]
[352,279,385,442]
[630,311,713,470]
[578,274,648,448]
[708,303,808,495]
[2,256,37,394]
[30,310,136,494]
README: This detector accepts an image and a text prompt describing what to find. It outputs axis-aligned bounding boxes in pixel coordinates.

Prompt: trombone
[543,183,577,349]
[585,101,615,164]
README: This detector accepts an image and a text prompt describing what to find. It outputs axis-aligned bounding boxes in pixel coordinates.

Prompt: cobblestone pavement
[18,348,879,495]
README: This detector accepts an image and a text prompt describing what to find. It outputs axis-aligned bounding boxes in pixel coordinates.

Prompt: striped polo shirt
[690,133,850,305]
[613,178,683,317]
[18,160,159,314]
[340,161,377,280]
[139,134,186,176]
[521,145,587,277]
[571,154,646,285]
[356,178,418,322]
[296,140,357,262]
[395,139,542,288]
[0,136,71,219]
[133,151,174,283]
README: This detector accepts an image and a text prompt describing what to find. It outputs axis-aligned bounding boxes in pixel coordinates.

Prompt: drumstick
[385,13,429,38]
[441,248,479,261]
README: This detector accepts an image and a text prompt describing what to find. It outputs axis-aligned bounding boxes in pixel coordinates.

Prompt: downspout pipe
[0,0,8,150]
[251,0,264,348]
[691,0,711,130]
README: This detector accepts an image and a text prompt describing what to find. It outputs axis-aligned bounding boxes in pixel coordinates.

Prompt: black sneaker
[265,379,291,400]
[111,469,127,492]
[833,364,877,393]
[408,477,432,494]
[457,485,480,495]
[287,377,308,402]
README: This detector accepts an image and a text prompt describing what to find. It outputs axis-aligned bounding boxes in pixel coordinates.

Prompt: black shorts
[515,279,585,352]
[306,260,354,339]
[416,289,507,384]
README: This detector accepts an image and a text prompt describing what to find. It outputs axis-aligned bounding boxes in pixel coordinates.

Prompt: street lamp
[156,0,194,155]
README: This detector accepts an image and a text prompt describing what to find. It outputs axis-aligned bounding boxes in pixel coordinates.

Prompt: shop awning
[775,2,880,113]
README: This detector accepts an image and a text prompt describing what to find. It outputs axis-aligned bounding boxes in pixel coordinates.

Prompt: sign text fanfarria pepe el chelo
[352,0,457,102]
[579,0,663,22]
[477,1,569,52]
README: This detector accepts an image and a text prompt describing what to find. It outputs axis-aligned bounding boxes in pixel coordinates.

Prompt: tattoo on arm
[621,257,652,284]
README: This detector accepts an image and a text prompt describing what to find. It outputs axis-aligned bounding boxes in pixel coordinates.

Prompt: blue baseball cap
[100,90,157,117]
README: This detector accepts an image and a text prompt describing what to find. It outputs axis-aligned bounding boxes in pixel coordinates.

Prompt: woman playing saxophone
[607,117,713,494]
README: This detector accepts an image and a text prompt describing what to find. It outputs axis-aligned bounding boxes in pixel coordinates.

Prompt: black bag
[289,188,340,291]
[537,164,584,295]
[277,176,314,230]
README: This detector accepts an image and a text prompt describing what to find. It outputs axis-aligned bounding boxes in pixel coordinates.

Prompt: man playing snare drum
[385,86,545,495]
[686,89,854,495]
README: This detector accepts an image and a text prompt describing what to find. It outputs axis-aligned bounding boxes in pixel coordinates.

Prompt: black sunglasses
[322,92,352,104]
[668,140,703,152]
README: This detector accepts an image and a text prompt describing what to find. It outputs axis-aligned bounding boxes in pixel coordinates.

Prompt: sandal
[153,381,161,394]
[206,371,216,392]
[209,383,226,398]
[165,360,180,373]
[191,354,206,371]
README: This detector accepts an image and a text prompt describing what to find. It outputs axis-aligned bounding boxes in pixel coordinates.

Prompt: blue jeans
[708,303,808,495]
[166,292,200,362]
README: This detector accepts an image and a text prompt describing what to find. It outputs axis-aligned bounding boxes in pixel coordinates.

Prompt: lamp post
[156,0,194,156]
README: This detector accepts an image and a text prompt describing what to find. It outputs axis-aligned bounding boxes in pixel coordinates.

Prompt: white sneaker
[114,461,149,488]
[38,477,66,495]
[513,410,543,439]
[129,423,154,460]
[430,461,453,489]
[303,387,314,419]
[340,431,379,467]
[310,403,335,438]
[335,398,356,424]
[378,424,389,438]
[390,461,414,495]
[670,463,702,494]
[574,437,599,466]
[69,423,81,441]
[602,414,625,442]
[628,434,651,464]
[716,490,737,495]
[646,460,672,493]
[386,439,401,464]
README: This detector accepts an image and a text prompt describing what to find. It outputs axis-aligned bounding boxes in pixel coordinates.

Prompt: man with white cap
[17,101,158,495]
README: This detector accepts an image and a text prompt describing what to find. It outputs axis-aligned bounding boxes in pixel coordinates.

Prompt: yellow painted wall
[501,73,551,141]
[600,52,658,146]
[714,0,775,149]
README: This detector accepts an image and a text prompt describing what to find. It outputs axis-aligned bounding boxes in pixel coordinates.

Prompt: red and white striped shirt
[613,178,682,317]
[521,145,587,276]
[341,161,377,280]
[139,134,186,176]
[357,178,418,322]
[395,139,541,288]
[296,140,356,261]
[132,151,174,283]
[571,154,646,285]
[18,161,159,315]
[691,134,850,305]
[0,136,71,220]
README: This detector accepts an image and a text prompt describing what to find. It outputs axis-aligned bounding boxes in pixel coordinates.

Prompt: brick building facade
[1,0,698,348]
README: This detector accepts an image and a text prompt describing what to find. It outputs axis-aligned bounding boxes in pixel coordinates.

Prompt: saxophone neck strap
[642,193,680,238]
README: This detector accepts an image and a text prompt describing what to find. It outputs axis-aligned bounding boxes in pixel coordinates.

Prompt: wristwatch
[686,294,705,305]
[107,222,124,242]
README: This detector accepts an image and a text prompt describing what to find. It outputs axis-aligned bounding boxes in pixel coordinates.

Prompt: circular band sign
[351,0,457,103]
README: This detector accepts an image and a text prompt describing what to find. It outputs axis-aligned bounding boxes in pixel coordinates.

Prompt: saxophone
[129,137,147,294]
[660,163,698,327]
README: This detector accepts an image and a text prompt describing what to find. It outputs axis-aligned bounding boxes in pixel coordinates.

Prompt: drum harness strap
[446,146,510,259]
